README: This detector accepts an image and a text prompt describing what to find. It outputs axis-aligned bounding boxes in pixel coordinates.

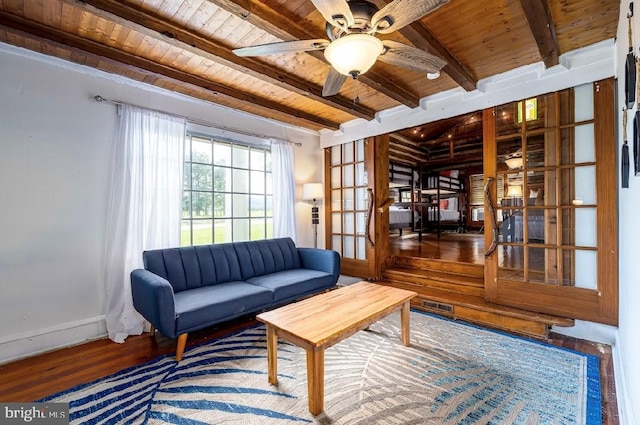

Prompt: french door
[483,79,618,325]
[325,136,389,279]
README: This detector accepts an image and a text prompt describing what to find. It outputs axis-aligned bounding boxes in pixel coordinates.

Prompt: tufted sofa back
[142,238,301,293]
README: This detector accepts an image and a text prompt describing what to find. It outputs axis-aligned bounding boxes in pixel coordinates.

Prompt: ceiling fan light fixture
[505,157,523,169]
[324,34,384,77]
[427,71,441,80]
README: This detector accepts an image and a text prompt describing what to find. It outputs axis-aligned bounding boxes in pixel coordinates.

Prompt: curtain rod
[93,95,302,147]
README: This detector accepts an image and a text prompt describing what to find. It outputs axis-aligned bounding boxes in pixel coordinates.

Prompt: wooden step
[383,266,484,297]
[392,255,483,278]
[378,279,574,339]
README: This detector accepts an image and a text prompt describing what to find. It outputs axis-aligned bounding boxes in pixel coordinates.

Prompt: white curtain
[104,105,186,343]
[271,138,297,242]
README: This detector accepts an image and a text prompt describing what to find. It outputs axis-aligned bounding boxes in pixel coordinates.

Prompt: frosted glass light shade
[324,34,384,77]
[302,183,324,201]
[505,157,523,169]
[507,184,523,198]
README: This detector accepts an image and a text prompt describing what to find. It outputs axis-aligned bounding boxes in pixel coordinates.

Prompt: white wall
[614,3,640,424]
[0,43,322,363]
[294,142,326,249]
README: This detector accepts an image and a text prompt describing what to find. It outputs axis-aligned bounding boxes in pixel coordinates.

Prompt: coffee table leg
[266,325,278,385]
[400,301,411,346]
[306,347,325,415]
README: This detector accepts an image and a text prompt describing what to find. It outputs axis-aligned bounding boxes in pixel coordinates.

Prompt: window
[182,133,272,245]
[469,174,504,221]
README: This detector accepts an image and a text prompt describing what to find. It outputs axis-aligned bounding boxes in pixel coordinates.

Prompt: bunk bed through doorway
[420,171,466,238]
[389,162,420,236]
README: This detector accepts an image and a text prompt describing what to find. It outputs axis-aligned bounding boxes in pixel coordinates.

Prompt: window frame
[181,132,273,246]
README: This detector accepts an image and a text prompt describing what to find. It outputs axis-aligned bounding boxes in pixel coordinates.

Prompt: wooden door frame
[370,135,390,280]
[323,135,390,280]
[483,79,618,326]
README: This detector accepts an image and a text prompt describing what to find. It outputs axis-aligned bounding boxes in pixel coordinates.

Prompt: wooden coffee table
[256,281,417,415]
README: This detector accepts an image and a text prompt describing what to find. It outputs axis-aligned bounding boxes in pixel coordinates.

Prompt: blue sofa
[130,237,340,360]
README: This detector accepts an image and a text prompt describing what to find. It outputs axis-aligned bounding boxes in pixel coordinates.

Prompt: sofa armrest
[130,269,177,338]
[298,248,340,283]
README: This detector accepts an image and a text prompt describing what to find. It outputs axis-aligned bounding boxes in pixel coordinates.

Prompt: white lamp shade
[507,184,523,198]
[505,157,523,169]
[324,34,384,77]
[302,183,324,201]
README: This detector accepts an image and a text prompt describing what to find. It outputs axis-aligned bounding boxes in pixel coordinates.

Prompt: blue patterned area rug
[41,311,601,424]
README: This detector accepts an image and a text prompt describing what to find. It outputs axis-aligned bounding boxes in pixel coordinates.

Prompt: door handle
[484,177,499,257]
[365,188,375,247]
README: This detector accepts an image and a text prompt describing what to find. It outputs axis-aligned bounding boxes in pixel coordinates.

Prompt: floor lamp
[302,183,324,248]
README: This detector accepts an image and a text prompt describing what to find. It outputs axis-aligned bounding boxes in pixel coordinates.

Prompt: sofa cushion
[231,238,301,280]
[246,269,334,302]
[143,243,244,293]
[174,281,273,333]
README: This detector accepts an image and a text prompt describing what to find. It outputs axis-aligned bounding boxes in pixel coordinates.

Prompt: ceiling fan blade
[379,40,446,73]
[310,0,355,30]
[322,68,348,97]
[372,0,449,34]
[233,39,330,57]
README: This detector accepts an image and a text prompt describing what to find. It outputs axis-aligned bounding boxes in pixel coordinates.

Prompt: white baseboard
[551,319,618,345]
[0,316,107,365]
[612,337,636,425]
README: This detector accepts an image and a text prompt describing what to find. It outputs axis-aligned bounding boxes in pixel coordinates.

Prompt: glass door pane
[329,141,367,261]
[493,85,599,288]
[485,80,617,325]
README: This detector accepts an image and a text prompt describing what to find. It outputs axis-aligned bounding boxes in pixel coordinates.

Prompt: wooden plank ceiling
[0,0,619,158]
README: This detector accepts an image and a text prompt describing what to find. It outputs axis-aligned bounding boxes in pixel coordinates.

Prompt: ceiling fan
[232,0,449,97]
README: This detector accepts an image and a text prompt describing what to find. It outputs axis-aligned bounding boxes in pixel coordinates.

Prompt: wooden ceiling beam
[518,0,559,68]
[69,0,375,121]
[390,132,423,149]
[419,129,484,146]
[391,144,427,161]
[391,143,425,157]
[206,0,421,108]
[389,151,420,166]
[0,11,340,129]
[419,152,484,168]
[369,0,476,91]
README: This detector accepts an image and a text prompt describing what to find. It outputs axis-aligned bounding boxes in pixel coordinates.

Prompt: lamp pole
[303,182,323,249]
[311,197,319,248]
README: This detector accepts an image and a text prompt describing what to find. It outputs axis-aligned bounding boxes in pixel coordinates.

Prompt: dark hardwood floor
[0,233,618,423]
[0,317,256,403]
[0,311,619,424]
[390,232,486,264]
